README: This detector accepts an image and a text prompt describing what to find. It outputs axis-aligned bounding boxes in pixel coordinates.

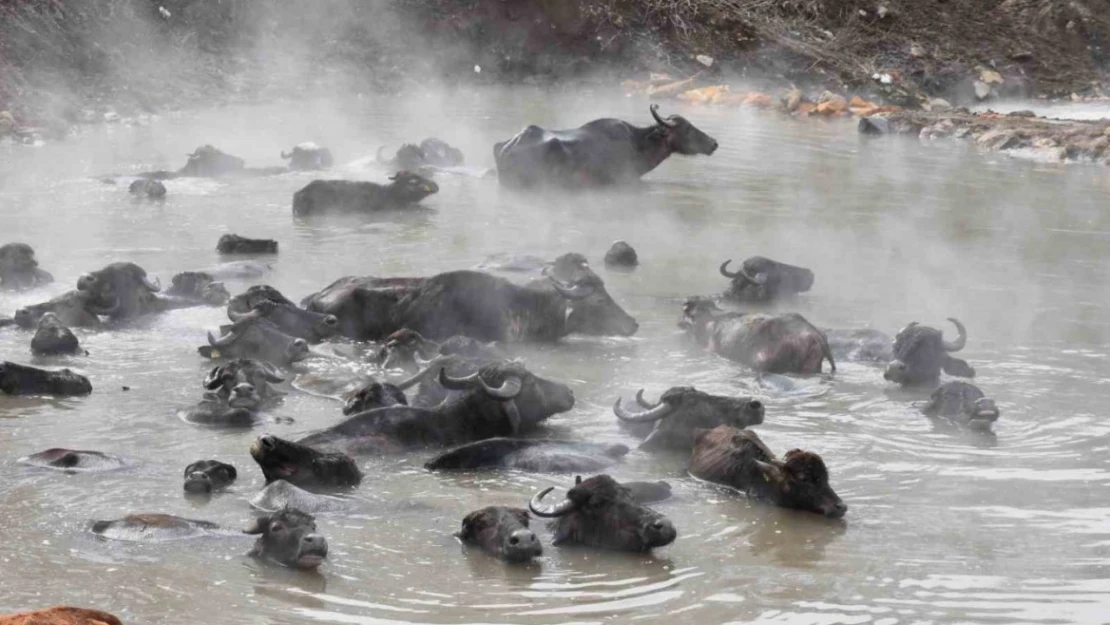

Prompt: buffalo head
[0,242,53,290]
[615,386,764,451]
[438,359,575,434]
[201,316,310,366]
[651,104,718,156]
[884,318,974,387]
[250,434,362,489]
[719,256,814,303]
[245,508,329,569]
[183,459,238,494]
[548,272,638,337]
[387,171,439,205]
[457,506,541,563]
[76,262,161,319]
[167,271,229,306]
[204,358,285,403]
[229,298,338,343]
[529,474,676,552]
[677,296,721,344]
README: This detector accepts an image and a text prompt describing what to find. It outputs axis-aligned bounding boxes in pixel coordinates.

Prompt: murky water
[2,89,1109,624]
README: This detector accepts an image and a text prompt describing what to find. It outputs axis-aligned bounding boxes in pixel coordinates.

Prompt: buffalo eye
[270,521,285,533]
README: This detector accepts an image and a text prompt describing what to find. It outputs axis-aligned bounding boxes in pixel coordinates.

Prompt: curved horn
[528,486,577,518]
[943,317,967,352]
[141,275,161,292]
[549,277,594,301]
[203,366,224,389]
[650,104,676,128]
[613,397,673,423]
[502,399,522,434]
[719,259,759,284]
[85,295,121,317]
[207,329,238,348]
[635,389,660,409]
[481,375,522,400]
[439,366,481,391]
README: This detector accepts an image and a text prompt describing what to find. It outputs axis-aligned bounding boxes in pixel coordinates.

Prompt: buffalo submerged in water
[493,105,718,188]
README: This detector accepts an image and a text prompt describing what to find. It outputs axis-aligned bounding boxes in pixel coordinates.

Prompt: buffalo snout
[822,498,848,520]
[641,517,677,548]
[504,528,542,562]
[883,360,907,383]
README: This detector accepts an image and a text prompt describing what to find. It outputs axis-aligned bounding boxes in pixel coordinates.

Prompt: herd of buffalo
[0,104,1001,621]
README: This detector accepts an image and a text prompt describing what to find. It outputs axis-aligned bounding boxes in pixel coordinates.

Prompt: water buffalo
[297,360,575,454]
[199,316,310,366]
[719,256,814,303]
[528,475,677,551]
[20,448,127,472]
[183,460,238,493]
[291,171,439,216]
[689,426,847,518]
[883,318,974,387]
[216,234,278,255]
[0,607,123,625]
[165,272,229,307]
[425,438,629,473]
[179,145,245,177]
[76,262,175,320]
[0,243,54,290]
[923,381,1000,431]
[128,178,166,198]
[614,387,765,451]
[823,328,893,363]
[244,508,329,570]
[604,241,638,269]
[250,434,362,489]
[493,104,718,188]
[342,380,409,415]
[0,362,91,396]
[679,297,835,374]
[250,480,350,513]
[375,332,506,408]
[14,291,100,329]
[228,289,338,342]
[203,359,286,404]
[91,513,223,541]
[377,138,464,172]
[180,385,263,427]
[282,142,334,170]
[457,507,541,562]
[31,313,82,356]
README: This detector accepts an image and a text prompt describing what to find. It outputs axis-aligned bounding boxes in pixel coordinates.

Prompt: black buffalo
[0,361,91,396]
[180,145,245,177]
[614,387,764,451]
[883,318,974,387]
[250,434,362,489]
[180,384,263,427]
[282,143,334,171]
[291,171,439,216]
[425,438,629,473]
[689,426,846,518]
[604,241,638,269]
[0,243,53,290]
[203,359,286,404]
[128,178,166,198]
[245,508,329,570]
[31,313,82,356]
[76,262,211,320]
[183,460,238,493]
[679,297,835,374]
[217,234,278,255]
[377,138,464,172]
[302,270,637,342]
[493,105,718,188]
[199,315,310,366]
[719,256,814,303]
[297,360,575,454]
[923,381,1000,431]
[14,290,101,329]
[457,507,541,562]
[165,272,230,307]
[528,475,677,551]
[228,288,338,342]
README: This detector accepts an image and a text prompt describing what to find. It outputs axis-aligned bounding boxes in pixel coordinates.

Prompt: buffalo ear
[754,460,787,488]
[243,516,268,535]
[943,357,975,378]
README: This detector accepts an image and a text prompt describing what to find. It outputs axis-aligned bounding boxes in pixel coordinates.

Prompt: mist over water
[1,89,1110,624]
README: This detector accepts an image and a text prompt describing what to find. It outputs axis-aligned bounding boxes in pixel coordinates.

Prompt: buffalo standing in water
[679,297,835,374]
[244,508,330,570]
[494,105,718,188]
[614,387,765,451]
[457,507,542,563]
[689,426,847,519]
[719,256,814,303]
[292,171,439,216]
[883,318,974,387]
[923,381,1000,431]
[529,475,677,552]
[301,270,637,342]
[0,243,53,290]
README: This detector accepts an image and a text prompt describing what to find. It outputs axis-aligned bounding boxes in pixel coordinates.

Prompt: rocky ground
[2,0,1109,162]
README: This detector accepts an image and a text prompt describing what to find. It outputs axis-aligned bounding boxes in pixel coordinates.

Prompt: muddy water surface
[1,89,1109,624]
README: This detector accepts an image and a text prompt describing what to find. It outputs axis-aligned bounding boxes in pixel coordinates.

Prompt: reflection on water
[1,89,1110,624]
